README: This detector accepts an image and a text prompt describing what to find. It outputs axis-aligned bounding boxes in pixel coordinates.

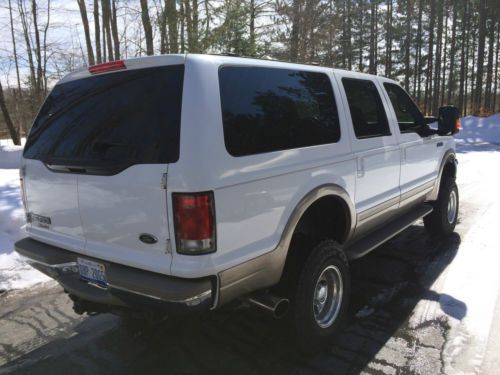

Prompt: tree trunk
[192,0,199,52]
[184,0,192,52]
[447,3,457,104]
[346,0,352,70]
[166,0,178,53]
[414,0,423,102]
[290,0,301,62]
[473,0,487,114]
[369,2,376,74]
[440,5,448,106]
[358,0,364,72]
[458,0,467,115]
[42,0,50,95]
[404,0,412,90]
[111,0,120,59]
[493,22,499,112]
[17,0,37,113]
[8,0,24,136]
[32,0,44,97]
[77,0,95,65]
[483,11,495,112]
[179,0,185,53]
[432,0,443,115]
[0,82,21,146]
[139,0,154,55]
[385,0,392,77]
[250,0,256,55]
[94,0,102,63]
[102,0,114,60]
[424,0,435,114]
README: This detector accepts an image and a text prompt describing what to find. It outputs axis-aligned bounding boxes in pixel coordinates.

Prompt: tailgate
[22,60,184,275]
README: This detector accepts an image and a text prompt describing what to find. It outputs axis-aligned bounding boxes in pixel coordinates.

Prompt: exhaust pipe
[246,291,290,319]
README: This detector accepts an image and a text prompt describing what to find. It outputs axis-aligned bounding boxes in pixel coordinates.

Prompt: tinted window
[383,83,425,134]
[24,65,184,168]
[219,66,340,156]
[342,78,390,139]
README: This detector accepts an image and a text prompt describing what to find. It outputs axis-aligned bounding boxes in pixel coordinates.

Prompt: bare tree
[94,0,102,63]
[0,82,21,145]
[140,0,154,55]
[77,0,95,65]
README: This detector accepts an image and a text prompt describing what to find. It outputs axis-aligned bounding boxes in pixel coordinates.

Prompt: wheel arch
[428,149,457,201]
[216,184,355,307]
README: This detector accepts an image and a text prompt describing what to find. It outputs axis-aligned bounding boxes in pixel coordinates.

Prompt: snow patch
[0,140,49,290]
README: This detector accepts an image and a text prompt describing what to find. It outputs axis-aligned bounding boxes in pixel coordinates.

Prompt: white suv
[16,54,460,343]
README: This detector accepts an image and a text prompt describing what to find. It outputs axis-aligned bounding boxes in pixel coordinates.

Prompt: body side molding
[217,184,355,307]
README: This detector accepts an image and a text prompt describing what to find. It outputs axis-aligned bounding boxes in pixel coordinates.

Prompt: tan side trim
[357,196,400,223]
[401,180,435,203]
[217,184,355,307]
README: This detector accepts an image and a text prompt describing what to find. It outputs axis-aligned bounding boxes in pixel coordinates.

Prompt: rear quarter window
[219,66,341,157]
[24,65,184,168]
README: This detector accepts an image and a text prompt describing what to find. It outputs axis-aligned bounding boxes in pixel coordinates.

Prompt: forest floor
[0,115,499,374]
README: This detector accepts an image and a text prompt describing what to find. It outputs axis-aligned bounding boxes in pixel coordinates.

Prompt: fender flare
[428,149,457,201]
[217,184,355,306]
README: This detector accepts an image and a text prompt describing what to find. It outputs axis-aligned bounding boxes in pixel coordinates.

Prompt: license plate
[77,258,107,288]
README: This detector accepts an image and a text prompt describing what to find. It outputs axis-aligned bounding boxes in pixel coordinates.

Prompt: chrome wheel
[447,190,457,224]
[313,265,343,328]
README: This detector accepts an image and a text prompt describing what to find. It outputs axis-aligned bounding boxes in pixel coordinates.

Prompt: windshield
[24,65,184,170]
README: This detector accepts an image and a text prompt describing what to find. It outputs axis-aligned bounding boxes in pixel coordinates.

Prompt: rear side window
[219,66,340,157]
[383,83,425,134]
[342,78,390,139]
[24,65,184,168]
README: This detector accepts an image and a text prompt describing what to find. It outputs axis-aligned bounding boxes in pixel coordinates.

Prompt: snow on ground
[0,138,49,291]
[0,115,498,297]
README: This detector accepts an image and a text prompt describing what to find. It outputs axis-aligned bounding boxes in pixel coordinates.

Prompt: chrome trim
[24,258,79,275]
[108,283,212,306]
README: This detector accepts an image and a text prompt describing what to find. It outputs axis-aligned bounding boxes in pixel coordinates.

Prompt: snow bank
[456,114,500,146]
[0,139,23,169]
[0,138,49,290]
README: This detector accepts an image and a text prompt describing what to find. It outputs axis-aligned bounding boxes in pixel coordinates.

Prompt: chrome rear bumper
[15,237,214,313]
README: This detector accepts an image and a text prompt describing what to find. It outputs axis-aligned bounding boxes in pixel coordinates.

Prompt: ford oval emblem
[139,233,158,244]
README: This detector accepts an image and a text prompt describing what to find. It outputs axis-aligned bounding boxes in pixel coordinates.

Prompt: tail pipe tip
[246,292,290,319]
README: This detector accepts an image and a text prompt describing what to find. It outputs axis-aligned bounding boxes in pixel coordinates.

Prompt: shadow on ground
[1,225,462,374]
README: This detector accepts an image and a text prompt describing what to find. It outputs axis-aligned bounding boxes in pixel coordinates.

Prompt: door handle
[437,142,443,147]
[357,157,365,178]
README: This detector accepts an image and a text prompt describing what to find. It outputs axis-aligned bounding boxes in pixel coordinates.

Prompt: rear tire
[292,240,350,350]
[424,178,459,237]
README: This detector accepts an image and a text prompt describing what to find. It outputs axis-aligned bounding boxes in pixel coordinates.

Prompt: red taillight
[173,192,216,254]
[89,60,126,74]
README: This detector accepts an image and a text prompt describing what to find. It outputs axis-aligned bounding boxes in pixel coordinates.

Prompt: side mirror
[437,106,460,136]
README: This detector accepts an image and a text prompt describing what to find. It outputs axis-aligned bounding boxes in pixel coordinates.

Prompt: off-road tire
[293,240,350,350]
[424,178,459,237]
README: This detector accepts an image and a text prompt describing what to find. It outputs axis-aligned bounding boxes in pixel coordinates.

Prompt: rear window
[24,65,184,170]
[219,66,340,157]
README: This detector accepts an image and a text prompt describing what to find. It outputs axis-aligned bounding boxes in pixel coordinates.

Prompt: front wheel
[424,178,459,237]
[293,240,350,348]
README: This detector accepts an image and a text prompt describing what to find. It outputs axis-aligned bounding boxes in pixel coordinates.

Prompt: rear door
[335,73,401,236]
[22,61,184,275]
